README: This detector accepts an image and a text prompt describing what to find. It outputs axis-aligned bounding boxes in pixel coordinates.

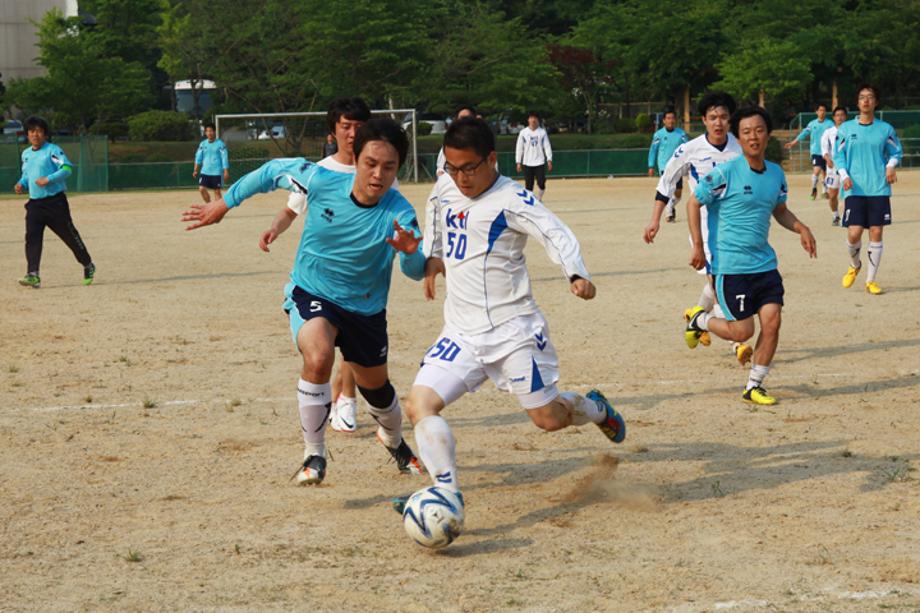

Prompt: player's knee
[357,380,396,409]
[528,404,569,432]
[300,348,334,381]
[728,320,755,342]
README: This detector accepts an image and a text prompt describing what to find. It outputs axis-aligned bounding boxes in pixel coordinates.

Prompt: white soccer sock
[811,174,819,190]
[866,241,883,282]
[413,415,459,493]
[693,310,711,331]
[712,303,725,319]
[847,240,862,269]
[698,282,715,312]
[665,199,676,216]
[745,364,771,391]
[367,393,403,449]
[535,187,545,200]
[298,379,331,459]
[560,391,605,426]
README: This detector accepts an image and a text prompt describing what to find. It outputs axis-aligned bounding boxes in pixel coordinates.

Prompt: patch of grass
[710,480,726,497]
[881,466,912,483]
[84,395,93,404]
[142,398,157,409]
[117,355,133,366]
[121,549,143,563]
[8,365,19,373]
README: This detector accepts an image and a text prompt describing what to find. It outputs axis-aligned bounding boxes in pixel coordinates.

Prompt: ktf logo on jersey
[445,208,468,229]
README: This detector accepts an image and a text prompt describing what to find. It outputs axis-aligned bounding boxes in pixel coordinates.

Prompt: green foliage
[229,144,267,160]
[614,117,637,133]
[765,137,783,164]
[416,122,433,137]
[127,110,194,141]
[635,113,652,132]
[714,39,812,106]
[88,120,129,140]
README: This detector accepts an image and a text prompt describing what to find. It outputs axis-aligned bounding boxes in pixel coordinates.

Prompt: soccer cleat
[665,209,676,223]
[329,397,357,433]
[832,215,840,226]
[18,274,41,289]
[865,281,883,295]
[83,263,95,286]
[841,265,860,288]
[293,455,327,485]
[743,386,776,406]
[684,306,706,349]
[735,343,753,366]
[378,435,424,475]
[587,389,626,444]
[810,188,817,201]
[699,331,712,346]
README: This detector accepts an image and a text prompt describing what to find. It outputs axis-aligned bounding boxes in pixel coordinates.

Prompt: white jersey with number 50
[424,174,590,335]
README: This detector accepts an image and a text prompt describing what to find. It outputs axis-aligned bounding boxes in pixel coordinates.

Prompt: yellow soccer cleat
[865,281,883,295]
[699,331,712,346]
[742,386,776,406]
[684,306,705,349]
[841,265,860,288]
[735,343,753,366]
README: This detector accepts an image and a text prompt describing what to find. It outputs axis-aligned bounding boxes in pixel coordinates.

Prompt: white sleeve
[435,148,446,176]
[655,144,690,198]
[504,192,590,281]
[820,132,832,157]
[422,182,443,259]
[515,132,525,164]
[286,192,307,215]
[542,131,553,162]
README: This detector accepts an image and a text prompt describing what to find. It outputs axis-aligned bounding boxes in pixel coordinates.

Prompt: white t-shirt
[820,125,838,160]
[515,126,553,167]
[423,174,589,335]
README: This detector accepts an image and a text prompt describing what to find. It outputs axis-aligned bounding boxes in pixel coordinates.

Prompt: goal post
[215,109,418,182]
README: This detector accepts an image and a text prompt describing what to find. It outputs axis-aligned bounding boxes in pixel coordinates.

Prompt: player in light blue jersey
[686,107,816,406]
[192,122,230,203]
[785,103,832,200]
[14,116,95,288]
[834,85,902,295]
[182,119,427,486]
[647,109,688,222]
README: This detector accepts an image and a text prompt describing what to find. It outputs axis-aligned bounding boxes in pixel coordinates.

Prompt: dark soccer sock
[359,381,403,447]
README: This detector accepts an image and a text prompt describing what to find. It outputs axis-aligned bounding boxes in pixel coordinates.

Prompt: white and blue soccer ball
[402,486,464,549]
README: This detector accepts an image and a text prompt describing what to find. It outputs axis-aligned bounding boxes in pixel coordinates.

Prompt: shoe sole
[743,397,777,406]
[736,345,753,366]
[588,390,626,444]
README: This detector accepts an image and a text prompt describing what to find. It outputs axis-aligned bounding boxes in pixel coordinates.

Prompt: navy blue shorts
[715,270,784,321]
[843,196,891,228]
[283,284,388,367]
[198,174,222,189]
[811,154,827,170]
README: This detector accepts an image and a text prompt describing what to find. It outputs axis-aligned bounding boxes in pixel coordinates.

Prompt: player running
[183,119,426,485]
[820,106,848,226]
[784,103,832,200]
[647,108,688,222]
[834,85,902,295]
[394,117,626,513]
[685,107,817,406]
[260,97,373,434]
[643,92,752,365]
[14,116,95,288]
[192,122,230,203]
[515,111,553,200]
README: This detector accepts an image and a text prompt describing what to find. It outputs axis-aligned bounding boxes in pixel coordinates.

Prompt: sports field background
[1,173,919,611]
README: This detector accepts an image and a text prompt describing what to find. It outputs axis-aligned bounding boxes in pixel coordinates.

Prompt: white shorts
[413,312,560,410]
[824,170,840,191]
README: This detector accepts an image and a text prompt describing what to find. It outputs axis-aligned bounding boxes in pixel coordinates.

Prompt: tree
[714,39,812,108]
[158,1,209,117]
[547,44,616,133]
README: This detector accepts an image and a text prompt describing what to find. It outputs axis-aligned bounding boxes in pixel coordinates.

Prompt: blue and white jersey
[792,117,833,156]
[423,174,590,335]
[656,132,742,200]
[19,142,73,199]
[648,127,688,172]
[694,156,788,275]
[195,138,229,175]
[515,126,553,166]
[833,118,902,198]
[225,158,425,315]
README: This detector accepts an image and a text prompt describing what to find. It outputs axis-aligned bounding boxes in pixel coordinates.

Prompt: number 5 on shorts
[310,300,322,313]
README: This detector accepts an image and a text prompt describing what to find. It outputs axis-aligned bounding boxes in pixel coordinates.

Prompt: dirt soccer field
[1,171,919,612]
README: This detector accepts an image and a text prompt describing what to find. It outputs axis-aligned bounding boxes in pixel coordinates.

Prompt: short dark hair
[454,105,477,119]
[443,117,496,159]
[697,92,736,117]
[353,118,409,168]
[815,102,828,111]
[527,110,540,120]
[662,108,677,118]
[856,84,880,103]
[24,116,51,136]
[730,106,773,137]
[832,105,848,115]
[204,122,216,131]
[327,97,371,133]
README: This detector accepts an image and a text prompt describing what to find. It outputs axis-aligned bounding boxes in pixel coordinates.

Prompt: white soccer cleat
[329,397,357,433]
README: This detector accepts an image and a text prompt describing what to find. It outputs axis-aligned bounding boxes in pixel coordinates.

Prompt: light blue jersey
[19,142,73,199]
[648,127,688,172]
[832,118,902,198]
[792,117,833,156]
[694,156,788,275]
[195,138,229,175]
[224,158,425,315]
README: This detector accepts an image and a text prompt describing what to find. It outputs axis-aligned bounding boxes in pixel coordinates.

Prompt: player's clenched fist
[570,277,595,300]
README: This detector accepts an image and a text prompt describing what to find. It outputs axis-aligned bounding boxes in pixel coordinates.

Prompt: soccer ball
[402,486,464,549]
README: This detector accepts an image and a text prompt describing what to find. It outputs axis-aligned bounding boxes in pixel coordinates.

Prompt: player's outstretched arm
[644,199,667,243]
[259,208,297,252]
[182,199,230,230]
[772,203,817,258]
[686,195,706,270]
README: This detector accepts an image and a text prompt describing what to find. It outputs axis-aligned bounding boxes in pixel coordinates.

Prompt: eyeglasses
[443,157,487,177]
[858,94,876,101]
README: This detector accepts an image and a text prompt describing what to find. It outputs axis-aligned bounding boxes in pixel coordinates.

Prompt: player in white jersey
[436,106,477,177]
[820,106,848,226]
[392,118,626,519]
[643,92,752,365]
[259,97,372,434]
[515,111,553,200]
